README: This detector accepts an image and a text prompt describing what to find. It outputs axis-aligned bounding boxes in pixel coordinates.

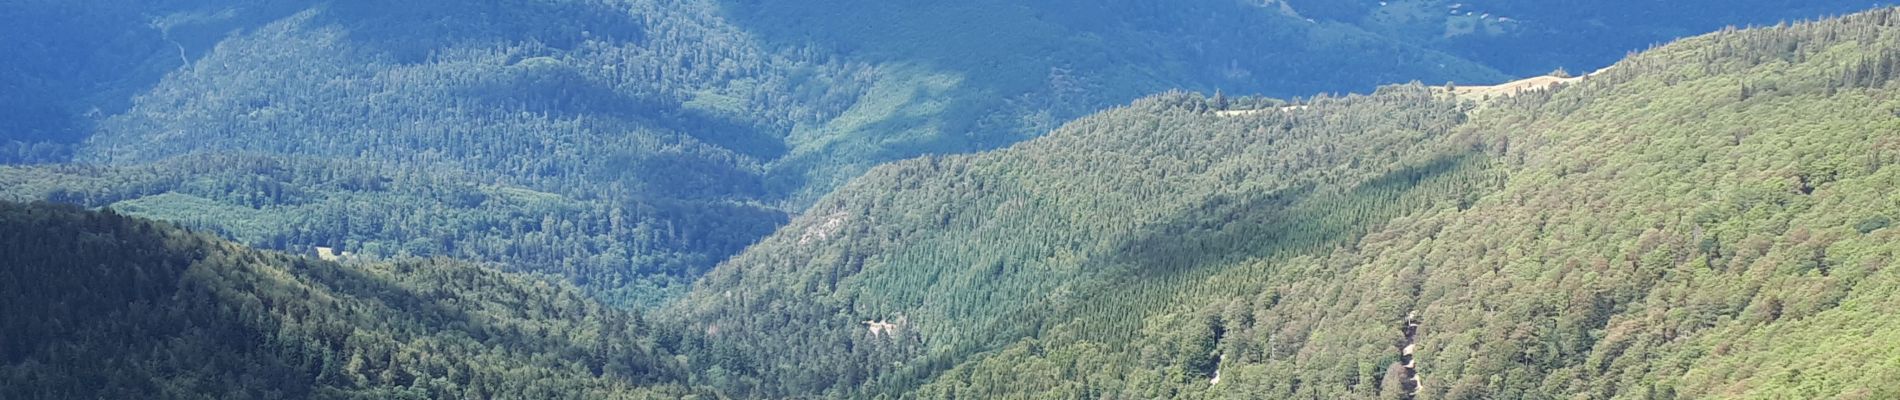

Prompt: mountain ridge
[0,200,697,398]
[664,8,1900,397]
[0,0,1510,306]
[5,3,1900,399]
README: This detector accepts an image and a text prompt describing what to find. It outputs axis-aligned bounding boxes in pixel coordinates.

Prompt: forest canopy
[3,2,1899,399]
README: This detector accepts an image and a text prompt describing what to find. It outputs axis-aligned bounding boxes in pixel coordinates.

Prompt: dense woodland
[0,0,1503,304]
[0,201,698,398]
[5,2,1900,399]
[0,153,789,306]
[3,0,876,304]
[668,9,1900,398]
[0,0,1874,308]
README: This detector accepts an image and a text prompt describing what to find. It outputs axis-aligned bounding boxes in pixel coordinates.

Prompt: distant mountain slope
[0,153,791,306]
[669,8,1900,398]
[673,79,1498,399]
[7,4,1900,400]
[58,0,1508,203]
[0,0,1496,306]
[0,201,695,399]
[3,0,868,305]
[1285,0,1883,76]
[0,0,1888,315]
[0,0,312,162]
[725,0,1507,202]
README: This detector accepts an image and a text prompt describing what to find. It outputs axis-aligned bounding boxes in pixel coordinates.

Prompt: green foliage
[0,0,1499,305]
[1857,215,1891,234]
[0,201,701,398]
[731,0,1506,204]
[2,0,869,306]
[0,154,785,308]
[667,85,1502,397]
[670,8,1900,398]
[8,3,1900,399]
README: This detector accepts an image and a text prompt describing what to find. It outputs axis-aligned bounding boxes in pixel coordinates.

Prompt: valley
[3,1,1899,399]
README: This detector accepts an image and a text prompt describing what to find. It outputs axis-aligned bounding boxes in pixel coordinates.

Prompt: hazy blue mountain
[5,0,866,306]
[0,0,1887,308]
[0,0,1490,303]
[1284,0,1883,75]
[5,3,1900,399]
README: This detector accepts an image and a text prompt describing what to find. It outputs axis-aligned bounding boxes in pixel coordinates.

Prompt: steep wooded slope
[671,9,1900,398]
[0,201,696,398]
[6,1,1874,310]
[2,0,864,305]
[672,84,1499,396]
[0,0,1497,305]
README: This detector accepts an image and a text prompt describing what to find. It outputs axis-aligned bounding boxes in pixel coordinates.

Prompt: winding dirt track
[1217,66,1612,118]
[1448,74,1581,98]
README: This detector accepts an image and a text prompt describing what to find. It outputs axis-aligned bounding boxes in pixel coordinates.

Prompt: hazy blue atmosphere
[3,1,1897,398]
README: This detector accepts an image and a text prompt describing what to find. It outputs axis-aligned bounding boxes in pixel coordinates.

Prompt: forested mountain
[0,201,698,398]
[0,0,300,161]
[667,9,1900,398]
[720,0,1507,188]
[0,0,1487,305]
[3,0,860,305]
[1281,0,1880,76]
[9,3,1900,399]
[0,154,786,305]
[2,0,1876,308]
